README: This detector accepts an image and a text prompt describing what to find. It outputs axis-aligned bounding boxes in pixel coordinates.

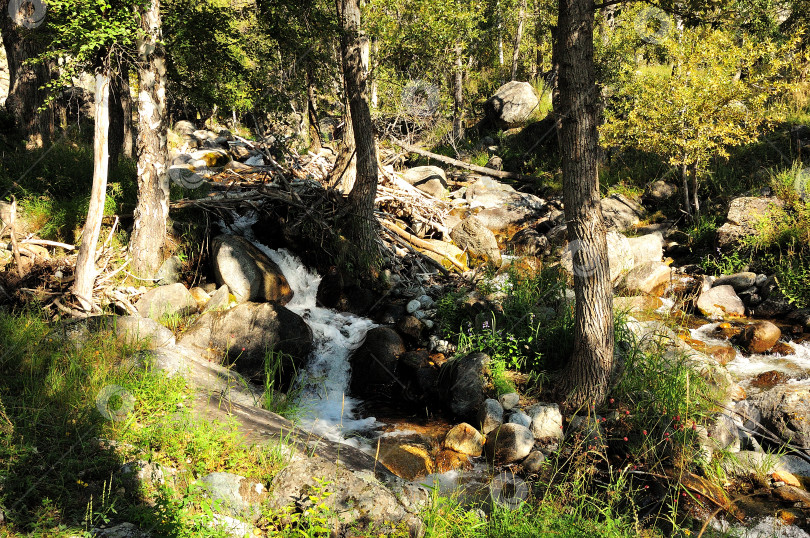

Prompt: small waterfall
[251,244,378,441]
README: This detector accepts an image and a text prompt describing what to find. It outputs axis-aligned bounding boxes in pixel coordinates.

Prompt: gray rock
[212,235,293,304]
[696,285,745,319]
[508,410,532,429]
[499,392,520,411]
[135,283,197,320]
[91,522,150,538]
[521,450,546,473]
[203,284,231,313]
[401,166,448,199]
[601,193,645,232]
[507,227,550,256]
[750,384,810,449]
[451,216,502,267]
[438,352,490,421]
[406,299,421,314]
[177,302,313,386]
[568,414,605,447]
[717,197,786,248]
[627,233,664,266]
[753,296,794,318]
[485,423,535,464]
[113,316,175,349]
[155,255,182,285]
[525,403,564,441]
[478,398,504,434]
[174,120,196,136]
[198,472,266,522]
[119,460,174,487]
[465,177,546,234]
[209,515,252,538]
[620,261,672,296]
[444,423,484,456]
[713,272,757,291]
[418,294,434,309]
[484,81,539,128]
[787,309,810,330]
[266,457,423,536]
[562,230,634,283]
[707,414,741,453]
[645,180,677,202]
[546,224,568,246]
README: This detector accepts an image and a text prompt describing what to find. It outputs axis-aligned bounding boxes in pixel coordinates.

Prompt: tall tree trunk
[511,0,528,81]
[73,71,111,311]
[329,91,357,193]
[452,43,464,140]
[306,67,322,152]
[130,0,170,278]
[109,69,125,170]
[0,2,52,146]
[553,0,615,409]
[121,70,134,158]
[370,37,378,109]
[337,0,380,264]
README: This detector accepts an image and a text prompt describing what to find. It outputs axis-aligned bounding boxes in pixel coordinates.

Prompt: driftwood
[380,219,466,272]
[390,138,544,183]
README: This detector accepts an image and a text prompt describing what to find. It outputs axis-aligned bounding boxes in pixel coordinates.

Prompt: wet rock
[484,423,535,464]
[627,233,664,266]
[562,230,633,283]
[377,442,434,481]
[773,485,810,505]
[717,197,785,248]
[350,327,405,394]
[737,320,781,354]
[713,272,757,291]
[525,403,564,442]
[451,216,502,268]
[396,315,423,342]
[212,235,293,304]
[198,472,266,522]
[484,81,539,129]
[750,385,810,449]
[508,227,550,256]
[135,283,197,320]
[113,316,175,349]
[444,423,484,457]
[266,456,422,536]
[177,302,312,386]
[753,295,794,318]
[696,285,745,319]
[438,352,491,420]
[620,261,672,296]
[521,451,546,473]
[435,449,471,473]
[772,342,796,356]
[750,370,791,390]
[499,392,520,411]
[787,309,810,330]
[601,193,645,232]
[401,166,449,199]
[399,349,429,370]
[478,398,504,434]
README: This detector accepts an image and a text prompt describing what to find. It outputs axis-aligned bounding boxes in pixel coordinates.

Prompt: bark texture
[337,0,379,261]
[130,0,170,277]
[553,0,615,409]
[511,0,528,81]
[73,72,111,310]
[0,1,52,146]
[452,44,464,139]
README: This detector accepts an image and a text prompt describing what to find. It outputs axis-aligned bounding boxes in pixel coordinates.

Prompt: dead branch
[380,219,466,272]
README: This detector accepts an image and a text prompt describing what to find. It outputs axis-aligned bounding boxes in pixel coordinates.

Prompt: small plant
[700,250,749,275]
[263,350,303,419]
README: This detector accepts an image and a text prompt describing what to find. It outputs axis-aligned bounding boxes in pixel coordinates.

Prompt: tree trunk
[337,0,380,264]
[452,43,464,140]
[73,72,111,311]
[690,160,700,220]
[0,1,52,146]
[511,0,528,81]
[329,91,357,193]
[130,0,170,278]
[109,70,125,170]
[553,0,615,410]
[121,71,134,158]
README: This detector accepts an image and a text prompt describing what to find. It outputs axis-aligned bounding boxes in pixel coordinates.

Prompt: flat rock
[601,193,645,232]
[696,285,745,319]
[135,283,197,320]
[627,233,663,266]
[113,316,175,349]
[198,472,266,522]
[713,272,757,291]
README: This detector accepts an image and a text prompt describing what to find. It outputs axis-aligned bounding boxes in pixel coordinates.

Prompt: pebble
[406,299,421,314]
[413,310,426,320]
[499,392,520,410]
[418,294,434,308]
[422,319,434,329]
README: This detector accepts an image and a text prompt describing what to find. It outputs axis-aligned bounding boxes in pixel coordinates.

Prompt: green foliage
[263,350,303,419]
[700,250,749,275]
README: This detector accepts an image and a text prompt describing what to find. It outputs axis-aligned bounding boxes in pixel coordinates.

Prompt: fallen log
[380,219,466,273]
[390,138,544,183]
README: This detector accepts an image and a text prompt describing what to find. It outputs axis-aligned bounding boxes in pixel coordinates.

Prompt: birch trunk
[73,72,111,311]
[511,0,527,81]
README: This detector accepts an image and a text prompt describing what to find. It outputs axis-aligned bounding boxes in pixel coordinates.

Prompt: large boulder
[484,81,539,128]
[211,235,293,304]
[507,227,550,256]
[350,327,405,395]
[620,262,672,296]
[713,272,757,292]
[265,457,423,536]
[465,177,546,236]
[484,423,535,464]
[198,472,266,522]
[750,384,810,449]
[444,423,484,457]
[561,230,634,283]
[696,285,745,319]
[627,233,664,266]
[135,283,198,320]
[113,315,175,349]
[450,216,502,268]
[601,194,645,232]
[401,166,448,199]
[717,197,786,248]
[177,302,312,385]
[525,403,564,442]
[438,352,490,421]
